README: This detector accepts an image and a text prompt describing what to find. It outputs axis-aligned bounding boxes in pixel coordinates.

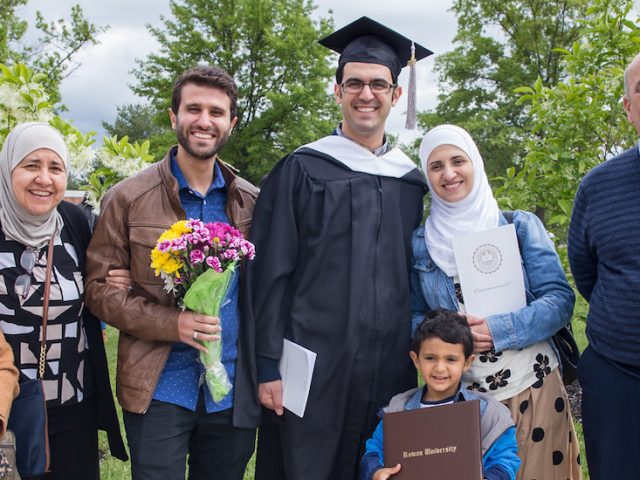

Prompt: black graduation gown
[248,144,427,479]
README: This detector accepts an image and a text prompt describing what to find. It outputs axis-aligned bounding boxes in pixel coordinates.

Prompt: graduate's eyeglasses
[340,79,397,94]
[14,248,38,299]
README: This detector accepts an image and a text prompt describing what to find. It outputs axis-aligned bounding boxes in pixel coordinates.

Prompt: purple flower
[206,256,223,272]
[157,240,171,252]
[222,248,239,260]
[171,238,187,251]
[190,249,205,264]
[186,219,204,230]
[188,232,205,244]
[240,241,256,259]
[190,224,211,244]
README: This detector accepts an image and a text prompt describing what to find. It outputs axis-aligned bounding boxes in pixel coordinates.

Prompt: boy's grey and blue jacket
[360,386,520,480]
[410,210,575,356]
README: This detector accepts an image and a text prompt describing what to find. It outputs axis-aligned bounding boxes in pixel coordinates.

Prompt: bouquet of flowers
[150,219,256,402]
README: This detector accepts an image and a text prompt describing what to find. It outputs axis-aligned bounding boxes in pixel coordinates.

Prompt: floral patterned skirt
[502,368,582,480]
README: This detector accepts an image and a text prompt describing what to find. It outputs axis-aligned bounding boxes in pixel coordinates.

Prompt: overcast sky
[23,0,457,144]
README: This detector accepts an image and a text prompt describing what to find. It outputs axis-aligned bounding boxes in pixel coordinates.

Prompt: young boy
[360,309,520,480]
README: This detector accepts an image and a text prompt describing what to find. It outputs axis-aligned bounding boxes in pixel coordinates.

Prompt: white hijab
[0,122,68,249]
[420,124,500,277]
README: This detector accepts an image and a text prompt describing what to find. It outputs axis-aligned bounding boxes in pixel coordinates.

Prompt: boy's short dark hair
[171,66,238,119]
[411,309,473,358]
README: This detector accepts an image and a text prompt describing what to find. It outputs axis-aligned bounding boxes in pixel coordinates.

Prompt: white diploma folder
[452,224,527,317]
[279,339,317,418]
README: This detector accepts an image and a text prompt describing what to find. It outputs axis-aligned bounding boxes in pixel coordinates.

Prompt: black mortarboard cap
[318,16,432,82]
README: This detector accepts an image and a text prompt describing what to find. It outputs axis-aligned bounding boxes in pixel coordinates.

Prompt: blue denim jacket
[410,210,575,354]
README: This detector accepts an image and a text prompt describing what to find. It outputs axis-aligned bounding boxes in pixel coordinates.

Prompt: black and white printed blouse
[0,227,94,408]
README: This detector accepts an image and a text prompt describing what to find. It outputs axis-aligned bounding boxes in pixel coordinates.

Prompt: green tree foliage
[0,1,107,104]
[131,0,339,182]
[103,103,167,143]
[418,0,586,179]
[0,1,28,63]
[102,103,173,159]
[497,0,640,237]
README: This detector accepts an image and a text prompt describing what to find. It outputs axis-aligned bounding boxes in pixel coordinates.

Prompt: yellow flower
[162,257,183,275]
[150,221,192,278]
[150,249,183,276]
[157,220,191,243]
[150,249,168,275]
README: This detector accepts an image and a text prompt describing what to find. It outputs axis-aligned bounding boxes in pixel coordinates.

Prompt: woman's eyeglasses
[14,248,38,299]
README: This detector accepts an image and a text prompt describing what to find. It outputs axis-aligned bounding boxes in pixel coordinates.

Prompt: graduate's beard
[175,125,232,161]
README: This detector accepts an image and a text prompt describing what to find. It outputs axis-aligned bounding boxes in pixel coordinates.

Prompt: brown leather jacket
[85,149,261,428]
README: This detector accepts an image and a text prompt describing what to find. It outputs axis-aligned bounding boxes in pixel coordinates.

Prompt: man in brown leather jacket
[85,66,260,480]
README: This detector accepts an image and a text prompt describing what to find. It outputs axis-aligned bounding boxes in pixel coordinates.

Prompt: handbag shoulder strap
[38,236,55,380]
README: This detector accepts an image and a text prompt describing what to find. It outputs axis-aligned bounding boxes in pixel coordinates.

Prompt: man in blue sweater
[568,52,640,479]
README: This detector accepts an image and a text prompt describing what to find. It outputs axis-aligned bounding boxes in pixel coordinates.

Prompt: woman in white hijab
[0,123,129,479]
[410,124,581,480]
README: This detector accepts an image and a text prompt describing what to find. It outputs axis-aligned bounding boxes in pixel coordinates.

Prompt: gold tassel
[405,42,417,130]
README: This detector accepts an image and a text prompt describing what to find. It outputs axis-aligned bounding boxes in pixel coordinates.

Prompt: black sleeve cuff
[257,355,281,383]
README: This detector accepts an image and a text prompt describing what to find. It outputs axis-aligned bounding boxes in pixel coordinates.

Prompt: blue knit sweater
[568,146,640,367]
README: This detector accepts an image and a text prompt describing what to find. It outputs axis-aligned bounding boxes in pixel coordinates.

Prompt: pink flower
[222,249,239,260]
[188,231,209,245]
[186,219,204,230]
[171,237,188,251]
[157,240,171,252]
[190,249,205,264]
[240,241,256,259]
[206,256,223,273]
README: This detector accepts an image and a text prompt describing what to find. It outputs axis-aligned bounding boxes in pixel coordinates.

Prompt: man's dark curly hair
[171,66,238,120]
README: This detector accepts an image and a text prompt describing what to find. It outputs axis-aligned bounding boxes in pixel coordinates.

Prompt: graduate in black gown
[248,17,432,480]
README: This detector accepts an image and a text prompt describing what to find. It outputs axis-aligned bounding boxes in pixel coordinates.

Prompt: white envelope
[279,339,317,418]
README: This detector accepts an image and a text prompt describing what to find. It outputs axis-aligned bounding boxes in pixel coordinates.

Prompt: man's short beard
[175,127,231,160]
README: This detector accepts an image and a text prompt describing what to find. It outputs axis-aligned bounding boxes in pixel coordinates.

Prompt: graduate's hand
[259,380,284,415]
[106,269,132,291]
[178,311,221,353]
[373,464,401,479]
[463,312,494,353]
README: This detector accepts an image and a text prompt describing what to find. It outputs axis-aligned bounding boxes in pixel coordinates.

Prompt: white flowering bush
[0,64,54,139]
[45,116,97,183]
[98,135,151,177]
[85,135,153,212]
